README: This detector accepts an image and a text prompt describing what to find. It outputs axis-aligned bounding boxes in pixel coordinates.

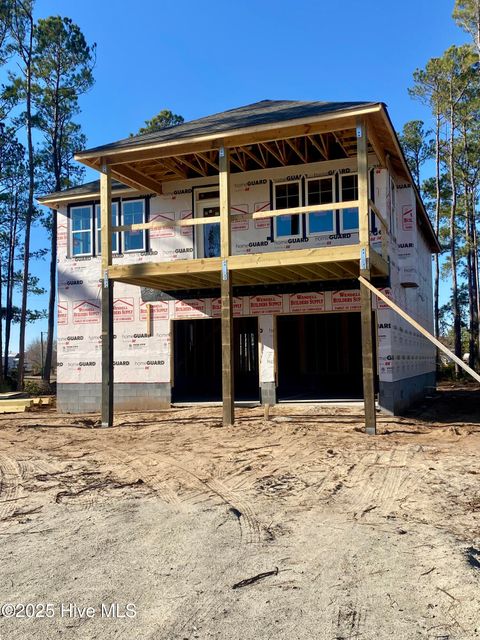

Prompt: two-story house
[38,100,440,434]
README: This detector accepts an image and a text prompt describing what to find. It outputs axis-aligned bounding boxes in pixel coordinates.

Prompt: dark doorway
[172,317,259,402]
[277,313,364,401]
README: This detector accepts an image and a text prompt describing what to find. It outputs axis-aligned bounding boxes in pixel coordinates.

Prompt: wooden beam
[175,155,208,177]
[195,151,219,171]
[100,165,114,428]
[357,118,376,436]
[111,164,163,195]
[219,146,234,426]
[262,141,286,165]
[113,215,220,233]
[108,256,223,280]
[307,135,327,160]
[239,145,267,168]
[251,200,359,220]
[359,276,480,384]
[367,122,387,167]
[228,244,359,270]
[285,138,306,163]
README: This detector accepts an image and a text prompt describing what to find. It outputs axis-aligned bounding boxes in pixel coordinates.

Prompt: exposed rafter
[286,138,306,163]
[262,141,286,166]
[111,164,163,195]
[239,144,267,169]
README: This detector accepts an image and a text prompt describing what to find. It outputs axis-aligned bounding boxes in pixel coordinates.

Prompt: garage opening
[277,313,365,401]
[172,317,259,402]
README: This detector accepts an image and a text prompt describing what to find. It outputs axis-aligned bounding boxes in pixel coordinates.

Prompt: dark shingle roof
[78,99,378,156]
[37,178,133,202]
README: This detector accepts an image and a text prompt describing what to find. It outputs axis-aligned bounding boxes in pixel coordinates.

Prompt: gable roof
[77,99,378,157]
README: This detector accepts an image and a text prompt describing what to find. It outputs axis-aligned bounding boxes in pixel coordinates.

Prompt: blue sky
[10,0,468,349]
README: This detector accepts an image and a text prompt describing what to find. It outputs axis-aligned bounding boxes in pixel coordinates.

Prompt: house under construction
[38,100,440,434]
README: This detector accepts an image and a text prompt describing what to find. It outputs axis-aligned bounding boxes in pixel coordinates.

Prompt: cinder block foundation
[378,372,436,415]
[260,382,276,406]
[57,382,171,414]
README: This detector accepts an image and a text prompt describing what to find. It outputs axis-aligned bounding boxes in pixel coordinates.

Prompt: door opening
[172,317,259,402]
[277,313,364,401]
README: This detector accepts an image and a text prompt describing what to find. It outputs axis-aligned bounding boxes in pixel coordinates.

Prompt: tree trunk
[42,207,56,383]
[434,112,441,343]
[4,198,18,378]
[16,14,34,391]
[448,108,462,375]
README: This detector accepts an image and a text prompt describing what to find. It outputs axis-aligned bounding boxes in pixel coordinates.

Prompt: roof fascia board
[74,103,383,165]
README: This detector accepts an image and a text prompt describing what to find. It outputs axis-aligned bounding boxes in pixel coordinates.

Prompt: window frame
[339,172,359,234]
[273,179,302,240]
[95,201,120,256]
[70,204,93,257]
[193,185,220,259]
[121,198,146,253]
[305,175,336,236]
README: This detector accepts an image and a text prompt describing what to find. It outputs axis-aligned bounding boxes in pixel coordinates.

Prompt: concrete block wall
[378,371,436,414]
[57,383,171,414]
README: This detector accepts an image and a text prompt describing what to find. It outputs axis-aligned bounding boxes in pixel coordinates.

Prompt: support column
[219,146,234,426]
[357,119,377,435]
[100,163,114,427]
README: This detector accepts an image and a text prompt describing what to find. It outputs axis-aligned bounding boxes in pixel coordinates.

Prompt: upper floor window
[71,205,93,256]
[95,202,119,254]
[274,181,301,238]
[122,199,146,252]
[340,173,359,232]
[306,177,335,234]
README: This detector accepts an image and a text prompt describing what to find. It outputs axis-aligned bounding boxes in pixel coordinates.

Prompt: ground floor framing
[57,300,436,415]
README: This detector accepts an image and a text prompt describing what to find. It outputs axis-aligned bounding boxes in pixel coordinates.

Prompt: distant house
[38,100,440,432]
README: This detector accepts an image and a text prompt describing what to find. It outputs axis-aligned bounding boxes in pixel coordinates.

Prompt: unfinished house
[39,100,440,433]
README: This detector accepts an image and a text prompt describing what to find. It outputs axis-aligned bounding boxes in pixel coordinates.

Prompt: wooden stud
[359,276,480,384]
[100,165,114,428]
[357,118,376,436]
[146,303,152,336]
[219,145,234,426]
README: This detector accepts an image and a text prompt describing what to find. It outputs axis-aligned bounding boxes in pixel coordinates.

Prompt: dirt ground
[0,384,479,640]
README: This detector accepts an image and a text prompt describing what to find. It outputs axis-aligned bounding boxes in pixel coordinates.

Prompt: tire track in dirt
[0,455,22,521]
[102,446,182,507]
[338,445,429,516]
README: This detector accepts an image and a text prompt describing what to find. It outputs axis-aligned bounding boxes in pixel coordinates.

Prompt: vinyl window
[306,177,335,234]
[95,202,119,254]
[70,205,93,256]
[340,173,359,232]
[122,199,146,252]
[274,181,301,238]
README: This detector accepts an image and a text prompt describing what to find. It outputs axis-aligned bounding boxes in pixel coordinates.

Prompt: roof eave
[74,102,384,165]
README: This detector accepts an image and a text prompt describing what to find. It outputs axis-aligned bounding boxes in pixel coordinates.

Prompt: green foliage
[398,120,433,190]
[453,0,480,53]
[133,109,184,136]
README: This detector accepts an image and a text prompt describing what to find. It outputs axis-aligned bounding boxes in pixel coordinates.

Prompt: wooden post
[219,145,234,426]
[100,163,114,427]
[357,119,377,435]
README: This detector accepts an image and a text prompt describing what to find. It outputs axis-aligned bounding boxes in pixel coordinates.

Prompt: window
[71,205,93,256]
[274,181,301,238]
[340,173,359,232]
[195,187,220,258]
[95,202,119,254]
[306,177,335,234]
[122,199,145,252]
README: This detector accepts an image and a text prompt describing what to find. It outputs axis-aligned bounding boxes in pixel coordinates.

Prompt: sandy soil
[0,383,479,640]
